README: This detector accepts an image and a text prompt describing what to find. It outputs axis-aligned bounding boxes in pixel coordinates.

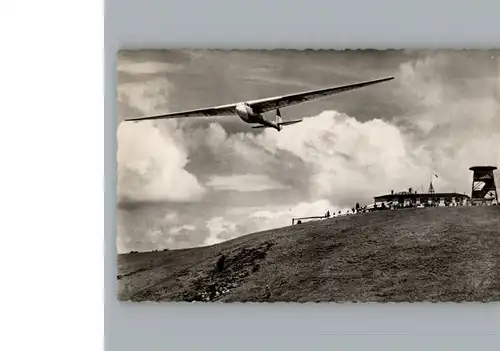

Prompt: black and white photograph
[116,49,499,303]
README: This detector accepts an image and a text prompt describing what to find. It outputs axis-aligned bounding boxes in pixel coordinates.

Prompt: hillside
[117,206,500,302]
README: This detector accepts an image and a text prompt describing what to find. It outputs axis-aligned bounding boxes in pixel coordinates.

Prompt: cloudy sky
[116,49,499,253]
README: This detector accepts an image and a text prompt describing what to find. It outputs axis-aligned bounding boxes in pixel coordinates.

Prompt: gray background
[105,0,500,350]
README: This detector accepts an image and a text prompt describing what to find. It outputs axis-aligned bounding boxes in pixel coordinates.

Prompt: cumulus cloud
[116,75,206,205]
[164,212,179,223]
[251,111,420,202]
[204,217,239,246]
[117,120,206,203]
[170,224,196,236]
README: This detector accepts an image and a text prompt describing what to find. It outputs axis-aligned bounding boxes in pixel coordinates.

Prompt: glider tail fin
[276,108,283,124]
[276,108,302,127]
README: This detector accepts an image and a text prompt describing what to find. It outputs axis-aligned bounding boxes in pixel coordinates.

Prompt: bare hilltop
[117,206,500,302]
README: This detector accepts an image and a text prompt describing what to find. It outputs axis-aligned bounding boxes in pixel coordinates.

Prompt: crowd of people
[322,198,497,220]
[295,198,497,225]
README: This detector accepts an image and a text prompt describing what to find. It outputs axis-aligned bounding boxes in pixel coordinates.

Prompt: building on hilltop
[469,166,498,206]
[373,187,470,208]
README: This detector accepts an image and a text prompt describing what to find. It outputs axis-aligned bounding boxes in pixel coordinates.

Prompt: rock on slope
[117,206,500,302]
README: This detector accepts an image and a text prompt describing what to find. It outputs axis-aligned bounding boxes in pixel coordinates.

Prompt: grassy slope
[117,206,500,302]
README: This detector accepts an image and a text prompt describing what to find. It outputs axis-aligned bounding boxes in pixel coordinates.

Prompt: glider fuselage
[235,102,281,131]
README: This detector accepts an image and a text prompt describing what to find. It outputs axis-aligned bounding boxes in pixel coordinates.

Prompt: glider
[125,76,394,131]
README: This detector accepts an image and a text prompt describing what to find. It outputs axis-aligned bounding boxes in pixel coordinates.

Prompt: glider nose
[235,104,244,114]
[235,103,250,122]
